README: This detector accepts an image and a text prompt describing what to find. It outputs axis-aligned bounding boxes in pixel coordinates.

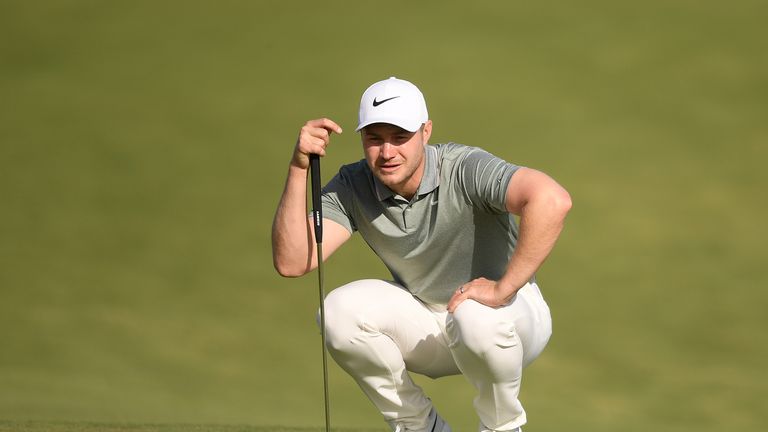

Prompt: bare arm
[448,167,572,311]
[271,118,352,277]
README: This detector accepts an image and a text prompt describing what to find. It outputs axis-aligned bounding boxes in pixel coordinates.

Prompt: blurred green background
[1,1,766,431]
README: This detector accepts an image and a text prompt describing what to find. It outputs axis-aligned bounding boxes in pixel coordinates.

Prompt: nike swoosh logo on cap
[372,96,400,107]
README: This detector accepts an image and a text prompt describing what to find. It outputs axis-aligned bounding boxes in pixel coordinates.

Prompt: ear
[421,120,433,144]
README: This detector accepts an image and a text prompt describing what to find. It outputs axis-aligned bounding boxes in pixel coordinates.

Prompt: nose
[380,142,395,160]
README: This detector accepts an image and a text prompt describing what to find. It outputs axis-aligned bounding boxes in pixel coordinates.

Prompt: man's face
[361,121,432,199]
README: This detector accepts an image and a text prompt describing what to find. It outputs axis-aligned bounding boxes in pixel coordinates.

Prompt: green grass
[1,0,767,431]
[0,422,381,432]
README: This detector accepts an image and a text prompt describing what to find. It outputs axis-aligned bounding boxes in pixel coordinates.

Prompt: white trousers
[322,279,552,432]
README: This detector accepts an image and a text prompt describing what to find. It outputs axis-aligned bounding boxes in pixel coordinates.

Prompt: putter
[309,153,331,432]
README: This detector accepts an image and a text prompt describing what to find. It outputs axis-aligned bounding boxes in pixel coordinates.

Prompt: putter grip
[309,154,323,244]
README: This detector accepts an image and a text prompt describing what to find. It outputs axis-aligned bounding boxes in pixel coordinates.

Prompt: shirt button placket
[403,206,411,229]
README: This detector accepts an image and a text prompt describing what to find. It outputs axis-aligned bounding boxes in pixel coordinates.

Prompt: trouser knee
[317,285,361,353]
[448,300,520,357]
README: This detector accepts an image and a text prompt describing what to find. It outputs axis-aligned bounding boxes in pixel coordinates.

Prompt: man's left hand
[447,277,510,313]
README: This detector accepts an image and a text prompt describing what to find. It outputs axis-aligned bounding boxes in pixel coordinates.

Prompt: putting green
[0,422,382,432]
[1,1,766,431]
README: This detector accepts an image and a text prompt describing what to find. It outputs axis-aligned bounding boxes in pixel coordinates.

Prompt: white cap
[356,77,429,132]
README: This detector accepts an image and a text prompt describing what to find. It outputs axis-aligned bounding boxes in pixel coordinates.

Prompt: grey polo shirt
[321,142,521,305]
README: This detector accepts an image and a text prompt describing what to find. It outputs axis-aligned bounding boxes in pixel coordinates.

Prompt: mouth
[378,163,401,174]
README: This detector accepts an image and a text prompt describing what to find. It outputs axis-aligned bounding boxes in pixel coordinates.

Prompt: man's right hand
[292,118,343,169]
[273,117,350,277]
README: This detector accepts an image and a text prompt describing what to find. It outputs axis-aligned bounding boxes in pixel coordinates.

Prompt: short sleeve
[457,148,520,214]
[319,171,357,234]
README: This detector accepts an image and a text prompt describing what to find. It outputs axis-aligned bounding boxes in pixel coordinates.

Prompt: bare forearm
[497,191,571,301]
[271,163,315,277]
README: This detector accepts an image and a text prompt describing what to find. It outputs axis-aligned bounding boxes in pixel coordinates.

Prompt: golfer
[272,77,572,432]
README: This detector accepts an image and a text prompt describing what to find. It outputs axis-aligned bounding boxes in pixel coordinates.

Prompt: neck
[394,156,426,201]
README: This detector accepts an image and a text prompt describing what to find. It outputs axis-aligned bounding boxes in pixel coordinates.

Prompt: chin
[375,172,402,187]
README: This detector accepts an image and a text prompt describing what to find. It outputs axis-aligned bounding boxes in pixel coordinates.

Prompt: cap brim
[355,118,423,133]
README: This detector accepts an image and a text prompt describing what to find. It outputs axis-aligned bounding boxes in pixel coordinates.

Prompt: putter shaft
[317,242,330,432]
[310,154,330,432]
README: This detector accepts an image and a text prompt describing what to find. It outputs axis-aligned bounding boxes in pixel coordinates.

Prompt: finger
[301,125,330,143]
[297,129,331,156]
[311,136,330,156]
[447,295,464,313]
[309,135,328,148]
[447,286,469,313]
[307,118,343,135]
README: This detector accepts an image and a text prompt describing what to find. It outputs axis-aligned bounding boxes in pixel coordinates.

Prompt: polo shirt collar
[373,145,439,202]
